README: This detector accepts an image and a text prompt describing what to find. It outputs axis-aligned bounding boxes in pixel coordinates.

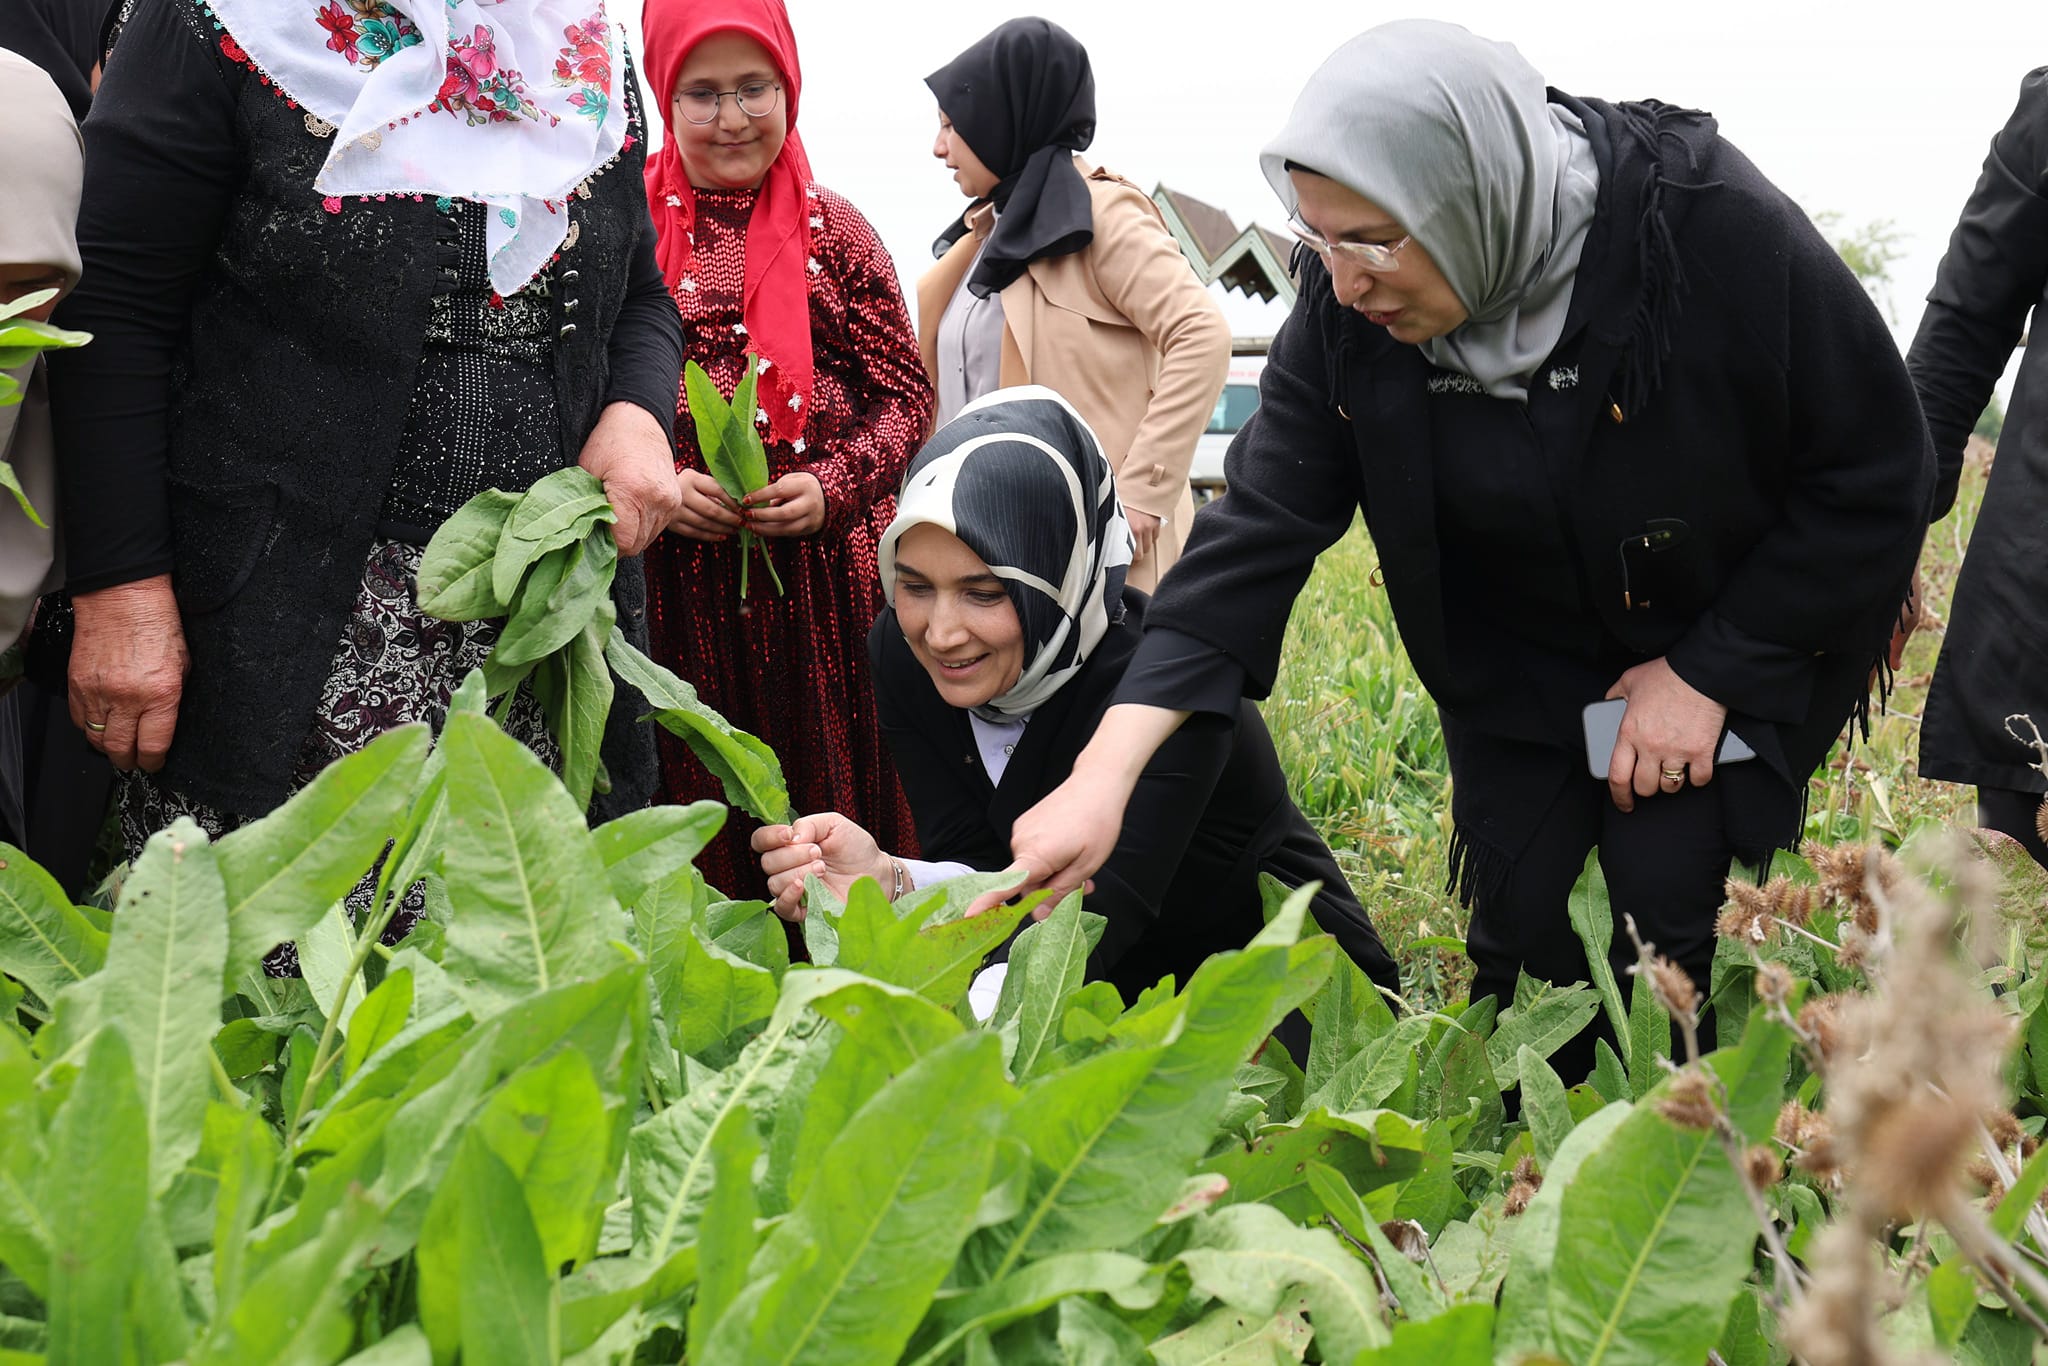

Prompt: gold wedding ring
[85,720,108,733]
[1660,766,1685,783]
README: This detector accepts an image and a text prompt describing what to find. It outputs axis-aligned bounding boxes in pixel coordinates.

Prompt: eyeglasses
[1287,215,1412,273]
[674,80,782,125]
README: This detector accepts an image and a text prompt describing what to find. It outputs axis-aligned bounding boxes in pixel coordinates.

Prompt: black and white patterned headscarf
[880,386,1133,720]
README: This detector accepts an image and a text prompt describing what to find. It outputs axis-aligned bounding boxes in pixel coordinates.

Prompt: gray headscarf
[1261,20,1600,401]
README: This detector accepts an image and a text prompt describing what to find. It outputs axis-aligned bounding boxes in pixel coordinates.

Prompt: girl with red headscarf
[640,0,935,900]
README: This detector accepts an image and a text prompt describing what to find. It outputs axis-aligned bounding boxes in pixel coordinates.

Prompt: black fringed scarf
[925,17,1097,297]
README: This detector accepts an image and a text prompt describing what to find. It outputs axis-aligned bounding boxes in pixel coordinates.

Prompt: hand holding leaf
[684,352,786,597]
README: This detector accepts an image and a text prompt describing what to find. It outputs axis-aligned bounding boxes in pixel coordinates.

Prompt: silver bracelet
[889,856,907,901]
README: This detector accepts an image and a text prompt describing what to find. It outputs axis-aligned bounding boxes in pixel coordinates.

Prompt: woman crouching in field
[989,21,1934,1083]
[752,387,1399,1015]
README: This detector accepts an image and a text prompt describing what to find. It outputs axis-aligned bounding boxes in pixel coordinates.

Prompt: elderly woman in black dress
[50,0,682,956]
[993,21,1933,1080]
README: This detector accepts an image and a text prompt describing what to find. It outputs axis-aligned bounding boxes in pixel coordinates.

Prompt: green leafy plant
[684,352,784,600]
[6,684,2048,1361]
[417,468,790,820]
[0,287,90,526]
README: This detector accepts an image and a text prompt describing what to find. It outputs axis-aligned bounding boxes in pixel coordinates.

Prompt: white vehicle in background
[1189,354,1266,502]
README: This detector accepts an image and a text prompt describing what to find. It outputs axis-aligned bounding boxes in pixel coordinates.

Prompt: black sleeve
[870,625,1009,870]
[1906,68,2048,521]
[598,57,683,442]
[1664,151,1934,698]
[600,201,684,441]
[47,0,240,593]
[1083,711,1237,973]
[1112,628,1246,717]
[1136,281,1364,700]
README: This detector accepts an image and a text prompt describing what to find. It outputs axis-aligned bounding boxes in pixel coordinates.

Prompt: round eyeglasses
[1287,215,1412,274]
[674,80,782,125]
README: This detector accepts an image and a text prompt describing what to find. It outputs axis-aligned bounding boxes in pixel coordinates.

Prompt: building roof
[1152,184,1297,308]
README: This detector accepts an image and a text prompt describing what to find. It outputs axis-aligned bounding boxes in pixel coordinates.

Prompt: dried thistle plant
[1502,1155,1543,1218]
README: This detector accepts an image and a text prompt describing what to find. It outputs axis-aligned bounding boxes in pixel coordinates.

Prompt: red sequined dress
[644,183,935,900]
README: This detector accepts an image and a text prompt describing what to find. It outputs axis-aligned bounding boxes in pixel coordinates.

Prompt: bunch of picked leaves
[417,464,790,820]
[0,287,89,525]
[686,351,784,599]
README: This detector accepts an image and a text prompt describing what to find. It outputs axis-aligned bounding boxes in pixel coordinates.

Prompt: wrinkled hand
[1604,657,1728,812]
[744,472,826,539]
[751,811,889,921]
[1887,568,1925,673]
[671,468,744,542]
[1127,509,1161,564]
[578,402,683,556]
[69,574,188,773]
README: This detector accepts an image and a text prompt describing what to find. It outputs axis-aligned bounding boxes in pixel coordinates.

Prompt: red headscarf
[642,0,815,443]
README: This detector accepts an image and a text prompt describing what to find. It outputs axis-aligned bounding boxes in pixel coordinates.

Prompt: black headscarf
[926,17,1097,297]
[0,0,111,121]
[879,387,1133,719]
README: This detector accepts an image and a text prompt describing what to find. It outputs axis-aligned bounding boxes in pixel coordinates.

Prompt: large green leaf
[1353,1302,1494,1364]
[1626,971,1667,1098]
[497,533,617,670]
[1493,1100,1633,1364]
[1565,852,1630,1050]
[1519,1044,1575,1165]
[298,899,366,1036]
[0,842,107,1004]
[490,465,616,606]
[558,1245,699,1357]
[342,967,415,1080]
[701,1031,1015,1365]
[1300,1012,1433,1114]
[1176,1202,1389,1358]
[987,892,1103,1080]
[687,1103,761,1349]
[40,1028,149,1364]
[604,627,790,823]
[216,724,432,987]
[992,921,1332,1271]
[1488,975,1601,1088]
[782,979,965,1209]
[416,1130,558,1365]
[474,1048,613,1270]
[594,801,726,908]
[0,1030,50,1298]
[205,1101,279,1315]
[628,972,847,1263]
[1302,938,1397,1100]
[905,1252,1159,1366]
[1545,1088,1758,1366]
[1202,1108,1427,1221]
[834,876,1033,1005]
[1306,1159,1442,1323]
[1148,1299,1313,1365]
[672,926,779,1058]
[97,817,229,1192]
[195,1190,383,1366]
[532,600,617,810]
[416,487,520,621]
[438,710,623,1018]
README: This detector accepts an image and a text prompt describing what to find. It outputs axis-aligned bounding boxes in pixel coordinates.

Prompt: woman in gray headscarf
[0,47,84,849]
[991,20,1933,1082]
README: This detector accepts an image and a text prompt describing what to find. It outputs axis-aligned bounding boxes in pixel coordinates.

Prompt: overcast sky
[616,1,2042,392]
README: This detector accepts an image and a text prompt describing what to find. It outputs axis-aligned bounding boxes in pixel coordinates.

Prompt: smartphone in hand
[1581,698,1755,781]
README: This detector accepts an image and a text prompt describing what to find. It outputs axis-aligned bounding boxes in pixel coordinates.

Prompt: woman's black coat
[1135,94,1934,877]
[1912,68,2048,795]
[870,592,1400,1002]
[48,0,683,819]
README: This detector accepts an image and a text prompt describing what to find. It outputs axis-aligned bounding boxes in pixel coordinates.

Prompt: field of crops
[4,449,2046,1365]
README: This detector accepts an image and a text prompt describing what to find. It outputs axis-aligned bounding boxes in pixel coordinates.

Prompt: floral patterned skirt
[120,538,555,974]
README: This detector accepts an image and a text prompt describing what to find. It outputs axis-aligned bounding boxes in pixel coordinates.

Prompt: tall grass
[1262,456,1990,1006]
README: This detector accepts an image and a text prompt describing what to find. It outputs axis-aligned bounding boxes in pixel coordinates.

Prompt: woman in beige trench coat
[917,18,1229,592]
